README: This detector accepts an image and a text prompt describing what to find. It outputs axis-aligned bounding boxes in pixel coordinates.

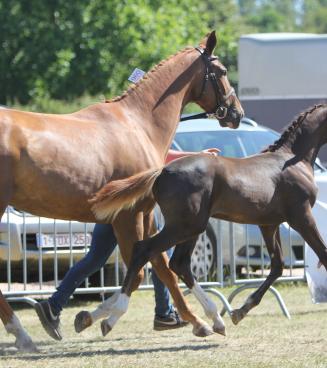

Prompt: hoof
[230,309,245,325]
[101,320,112,337]
[193,323,214,337]
[213,324,226,336]
[74,311,93,333]
[15,338,38,353]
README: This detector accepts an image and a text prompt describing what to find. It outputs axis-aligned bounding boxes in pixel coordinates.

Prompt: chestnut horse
[0,31,243,351]
[90,104,327,335]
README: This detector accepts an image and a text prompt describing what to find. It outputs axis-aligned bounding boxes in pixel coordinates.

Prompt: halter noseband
[195,46,235,120]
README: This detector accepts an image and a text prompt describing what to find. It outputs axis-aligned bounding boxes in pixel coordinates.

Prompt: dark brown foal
[91,104,327,334]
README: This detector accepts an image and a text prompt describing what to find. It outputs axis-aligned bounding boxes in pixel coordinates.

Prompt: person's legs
[49,224,117,314]
[35,223,117,340]
[152,247,174,317]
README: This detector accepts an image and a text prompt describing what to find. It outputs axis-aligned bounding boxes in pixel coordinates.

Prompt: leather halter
[195,46,235,119]
[180,47,235,122]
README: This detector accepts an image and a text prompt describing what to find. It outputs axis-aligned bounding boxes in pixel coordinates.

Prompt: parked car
[172,116,327,280]
[1,116,326,284]
[0,208,122,286]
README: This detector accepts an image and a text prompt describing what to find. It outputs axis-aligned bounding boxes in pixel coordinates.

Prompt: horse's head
[193,31,244,129]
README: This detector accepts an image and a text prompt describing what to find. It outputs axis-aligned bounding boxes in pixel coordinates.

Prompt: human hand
[201,148,220,156]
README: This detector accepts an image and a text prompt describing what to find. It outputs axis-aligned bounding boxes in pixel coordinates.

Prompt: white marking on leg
[6,314,37,352]
[102,293,130,331]
[90,291,120,322]
[191,282,225,331]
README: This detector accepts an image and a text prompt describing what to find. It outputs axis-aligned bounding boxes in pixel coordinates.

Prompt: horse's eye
[220,69,227,76]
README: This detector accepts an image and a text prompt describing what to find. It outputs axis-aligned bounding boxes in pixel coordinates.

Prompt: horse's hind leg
[231,224,283,325]
[169,237,226,336]
[151,251,214,337]
[0,205,37,352]
[74,211,146,335]
[101,225,215,337]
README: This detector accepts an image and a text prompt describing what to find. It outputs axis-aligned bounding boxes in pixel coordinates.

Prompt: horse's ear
[199,30,217,55]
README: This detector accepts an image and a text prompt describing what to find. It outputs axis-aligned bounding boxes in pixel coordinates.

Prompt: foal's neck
[268,105,327,167]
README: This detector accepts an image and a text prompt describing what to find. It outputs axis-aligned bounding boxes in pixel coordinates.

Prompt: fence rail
[1,207,306,317]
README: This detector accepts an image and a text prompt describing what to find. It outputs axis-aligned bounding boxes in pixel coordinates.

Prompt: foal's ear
[199,30,217,55]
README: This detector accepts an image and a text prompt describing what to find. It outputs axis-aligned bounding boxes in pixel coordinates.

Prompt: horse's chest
[282,166,317,205]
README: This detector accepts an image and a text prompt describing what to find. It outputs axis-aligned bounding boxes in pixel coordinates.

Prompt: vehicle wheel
[191,223,217,281]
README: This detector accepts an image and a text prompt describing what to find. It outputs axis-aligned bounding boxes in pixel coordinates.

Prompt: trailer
[238,33,327,161]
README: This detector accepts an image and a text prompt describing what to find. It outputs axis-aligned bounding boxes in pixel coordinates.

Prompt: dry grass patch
[1,283,327,367]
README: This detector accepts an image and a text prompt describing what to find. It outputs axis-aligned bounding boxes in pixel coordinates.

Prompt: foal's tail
[90,168,163,222]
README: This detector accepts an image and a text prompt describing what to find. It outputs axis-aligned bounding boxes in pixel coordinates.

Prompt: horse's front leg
[74,211,145,335]
[0,290,37,352]
[0,203,37,352]
[151,251,214,337]
[118,224,215,337]
[169,237,225,336]
[231,225,283,325]
[289,205,327,270]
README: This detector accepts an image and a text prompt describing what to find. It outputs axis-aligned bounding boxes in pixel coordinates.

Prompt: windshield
[174,130,279,158]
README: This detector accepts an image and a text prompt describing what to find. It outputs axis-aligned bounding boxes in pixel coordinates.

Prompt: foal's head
[193,31,244,129]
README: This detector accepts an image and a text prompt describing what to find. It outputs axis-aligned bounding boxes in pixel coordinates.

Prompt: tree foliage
[0,0,326,106]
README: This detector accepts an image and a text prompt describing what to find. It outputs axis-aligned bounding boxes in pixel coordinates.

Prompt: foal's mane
[262,104,325,153]
[106,47,194,103]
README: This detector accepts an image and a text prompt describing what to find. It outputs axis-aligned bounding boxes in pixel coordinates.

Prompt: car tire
[191,223,217,281]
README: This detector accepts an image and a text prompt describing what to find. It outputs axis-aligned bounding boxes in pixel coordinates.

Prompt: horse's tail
[90,167,163,222]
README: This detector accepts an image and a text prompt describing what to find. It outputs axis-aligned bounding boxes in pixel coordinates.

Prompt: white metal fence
[1,207,306,316]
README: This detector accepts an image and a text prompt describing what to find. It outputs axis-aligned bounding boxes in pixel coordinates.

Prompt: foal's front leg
[231,225,283,325]
[169,238,226,336]
[105,226,215,337]
[289,205,327,270]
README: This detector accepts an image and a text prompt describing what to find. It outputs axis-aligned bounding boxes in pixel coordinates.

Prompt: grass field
[1,283,327,368]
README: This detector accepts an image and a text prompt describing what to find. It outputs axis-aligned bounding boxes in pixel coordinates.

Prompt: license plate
[36,233,92,248]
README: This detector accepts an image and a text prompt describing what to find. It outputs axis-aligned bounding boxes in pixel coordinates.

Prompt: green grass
[1,284,327,367]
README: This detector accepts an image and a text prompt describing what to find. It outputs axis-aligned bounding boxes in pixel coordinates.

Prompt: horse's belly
[10,189,97,222]
[10,166,104,222]
[211,190,283,225]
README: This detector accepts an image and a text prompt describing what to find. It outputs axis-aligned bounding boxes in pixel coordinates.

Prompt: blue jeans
[49,222,173,317]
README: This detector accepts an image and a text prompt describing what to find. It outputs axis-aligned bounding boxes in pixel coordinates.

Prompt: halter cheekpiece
[180,47,235,122]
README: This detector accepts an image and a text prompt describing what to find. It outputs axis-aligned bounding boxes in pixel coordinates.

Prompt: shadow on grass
[0,341,220,360]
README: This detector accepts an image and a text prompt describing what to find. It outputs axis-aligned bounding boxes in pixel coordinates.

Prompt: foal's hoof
[213,324,226,336]
[193,323,214,337]
[230,309,245,325]
[100,320,112,337]
[74,311,93,333]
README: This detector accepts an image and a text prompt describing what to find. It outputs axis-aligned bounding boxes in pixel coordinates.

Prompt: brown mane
[262,104,325,153]
[106,47,194,103]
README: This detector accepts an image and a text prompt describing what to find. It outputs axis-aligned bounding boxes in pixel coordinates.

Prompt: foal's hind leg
[102,226,214,337]
[231,225,283,325]
[0,205,37,352]
[169,237,226,336]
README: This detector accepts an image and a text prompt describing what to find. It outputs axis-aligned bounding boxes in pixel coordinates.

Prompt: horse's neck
[113,49,197,158]
[286,109,327,165]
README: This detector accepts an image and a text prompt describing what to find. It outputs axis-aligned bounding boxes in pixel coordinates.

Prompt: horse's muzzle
[219,108,243,129]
